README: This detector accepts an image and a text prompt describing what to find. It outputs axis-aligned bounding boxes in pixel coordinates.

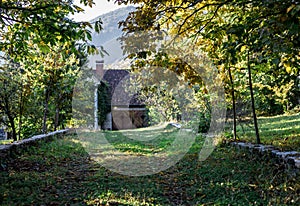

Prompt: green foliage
[197,111,211,133]
[121,33,221,130]
[0,61,28,140]
[194,87,212,133]
[0,43,82,139]
[119,0,300,138]
[71,69,97,128]
[97,82,111,127]
[0,0,104,139]
[0,0,103,60]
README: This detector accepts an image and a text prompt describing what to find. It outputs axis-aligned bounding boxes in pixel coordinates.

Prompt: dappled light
[236,113,300,151]
[0,0,299,205]
[0,132,298,205]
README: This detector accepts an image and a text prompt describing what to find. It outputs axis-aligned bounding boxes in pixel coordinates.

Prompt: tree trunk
[4,96,17,141]
[228,67,237,140]
[54,107,59,131]
[18,87,24,140]
[8,116,17,141]
[42,88,50,134]
[54,93,62,131]
[247,48,261,144]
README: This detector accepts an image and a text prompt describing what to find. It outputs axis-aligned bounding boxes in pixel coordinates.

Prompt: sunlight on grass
[74,125,200,176]
[85,190,159,206]
[0,126,299,205]
[0,139,13,145]
[75,125,180,156]
[235,113,300,151]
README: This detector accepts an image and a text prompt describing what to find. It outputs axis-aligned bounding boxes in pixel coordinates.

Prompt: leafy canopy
[0,0,103,61]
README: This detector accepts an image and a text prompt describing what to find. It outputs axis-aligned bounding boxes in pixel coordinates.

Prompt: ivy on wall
[97,82,111,128]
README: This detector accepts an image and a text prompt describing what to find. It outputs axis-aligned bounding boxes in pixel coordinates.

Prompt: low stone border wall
[0,129,70,160]
[231,142,300,174]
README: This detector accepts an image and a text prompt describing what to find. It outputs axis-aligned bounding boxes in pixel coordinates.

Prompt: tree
[18,43,80,133]
[0,0,104,138]
[0,0,103,61]
[0,57,31,141]
[120,32,224,132]
[118,0,300,143]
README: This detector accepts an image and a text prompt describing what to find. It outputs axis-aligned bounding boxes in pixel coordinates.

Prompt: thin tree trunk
[5,106,17,141]
[54,107,59,131]
[54,93,62,131]
[228,67,237,140]
[42,88,50,134]
[247,47,261,144]
[4,96,17,141]
[18,87,24,140]
[8,116,17,141]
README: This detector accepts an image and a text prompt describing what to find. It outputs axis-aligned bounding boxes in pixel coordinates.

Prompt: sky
[72,0,130,21]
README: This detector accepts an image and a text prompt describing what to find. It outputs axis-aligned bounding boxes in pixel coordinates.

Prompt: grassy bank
[226,113,300,151]
[0,125,299,205]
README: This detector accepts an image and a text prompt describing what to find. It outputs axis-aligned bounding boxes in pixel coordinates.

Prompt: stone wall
[0,129,70,160]
[231,142,300,174]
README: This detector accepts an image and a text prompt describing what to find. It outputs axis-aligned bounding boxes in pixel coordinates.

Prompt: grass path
[1,125,299,205]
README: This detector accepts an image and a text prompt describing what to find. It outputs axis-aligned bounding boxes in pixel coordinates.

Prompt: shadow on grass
[236,113,300,151]
[0,132,299,205]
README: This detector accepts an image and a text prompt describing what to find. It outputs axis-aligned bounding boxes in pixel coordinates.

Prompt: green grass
[76,124,179,156]
[0,125,299,205]
[0,139,13,145]
[229,113,300,151]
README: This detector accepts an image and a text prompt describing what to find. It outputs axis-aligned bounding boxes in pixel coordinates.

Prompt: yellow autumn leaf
[54,6,62,13]
[240,45,247,52]
[284,63,292,74]
[287,5,295,13]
